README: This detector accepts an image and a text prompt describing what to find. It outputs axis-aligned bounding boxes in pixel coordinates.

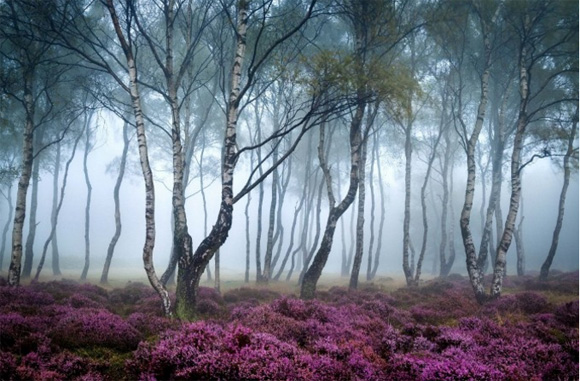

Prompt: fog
[2,113,576,284]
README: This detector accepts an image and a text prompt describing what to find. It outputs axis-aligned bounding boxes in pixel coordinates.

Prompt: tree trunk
[262,145,279,283]
[439,132,451,277]
[539,112,577,280]
[50,144,62,276]
[366,132,376,281]
[459,6,496,303]
[299,175,324,284]
[106,0,172,316]
[9,67,35,286]
[490,37,529,298]
[35,130,82,281]
[22,128,43,279]
[370,133,386,280]
[101,122,129,284]
[283,144,312,281]
[349,134,367,290]
[80,123,92,281]
[301,98,364,299]
[244,188,252,283]
[515,196,525,277]
[402,121,414,285]
[415,125,443,284]
[214,249,220,293]
[175,1,248,320]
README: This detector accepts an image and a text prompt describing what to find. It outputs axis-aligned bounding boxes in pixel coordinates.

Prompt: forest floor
[0,270,577,380]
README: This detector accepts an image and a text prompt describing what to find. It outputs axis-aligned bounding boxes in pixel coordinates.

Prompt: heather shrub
[0,313,51,353]
[555,300,579,326]
[50,308,141,351]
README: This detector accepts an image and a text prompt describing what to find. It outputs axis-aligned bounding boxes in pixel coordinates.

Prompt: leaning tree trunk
[106,0,172,316]
[80,123,92,281]
[301,97,364,299]
[35,130,82,281]
[8,68,35,286]
[101,122,130,284]
[539,113,577,280]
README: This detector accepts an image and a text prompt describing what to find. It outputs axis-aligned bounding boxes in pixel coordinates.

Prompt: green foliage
[298,49,420,118]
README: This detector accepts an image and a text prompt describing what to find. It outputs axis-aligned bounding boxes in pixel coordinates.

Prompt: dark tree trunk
[540,113,577,280]
[301,98,364,299]
[349,134,367,290]
[101,122,129,284]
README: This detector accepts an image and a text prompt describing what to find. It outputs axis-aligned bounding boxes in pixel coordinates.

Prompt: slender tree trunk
[244,188,252,283]
[50,144,62,276]
[339,161,349,277]
[262,146,279,283]
[415,126,443,284]
[106,0,172,316]
[80,122,92,281]
[402,121,414,285]
[101,122,130,284]
[0,183,14,271]
[439,132,452,277]
[301,97,364,299]
[350,134,367,290]
[366,133,376,281]
[8,66,35,286]
[274,196,304,281]
[490,36,529,298]
[299,175,324,284]
[271,156,292,273]
[346,197,356,271]
[370,133,386,280]
[22,143,40,279]
[214,249,220,292]
[35,130,82,281]
[515,194,525,276]
[284,145,312,281]
[539,113,577,280]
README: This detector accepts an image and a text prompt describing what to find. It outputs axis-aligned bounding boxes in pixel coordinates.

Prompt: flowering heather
[0,273,577,380]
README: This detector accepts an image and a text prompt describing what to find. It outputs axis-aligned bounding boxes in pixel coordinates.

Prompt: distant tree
[101,120,131,284]
[539,108,578,280]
